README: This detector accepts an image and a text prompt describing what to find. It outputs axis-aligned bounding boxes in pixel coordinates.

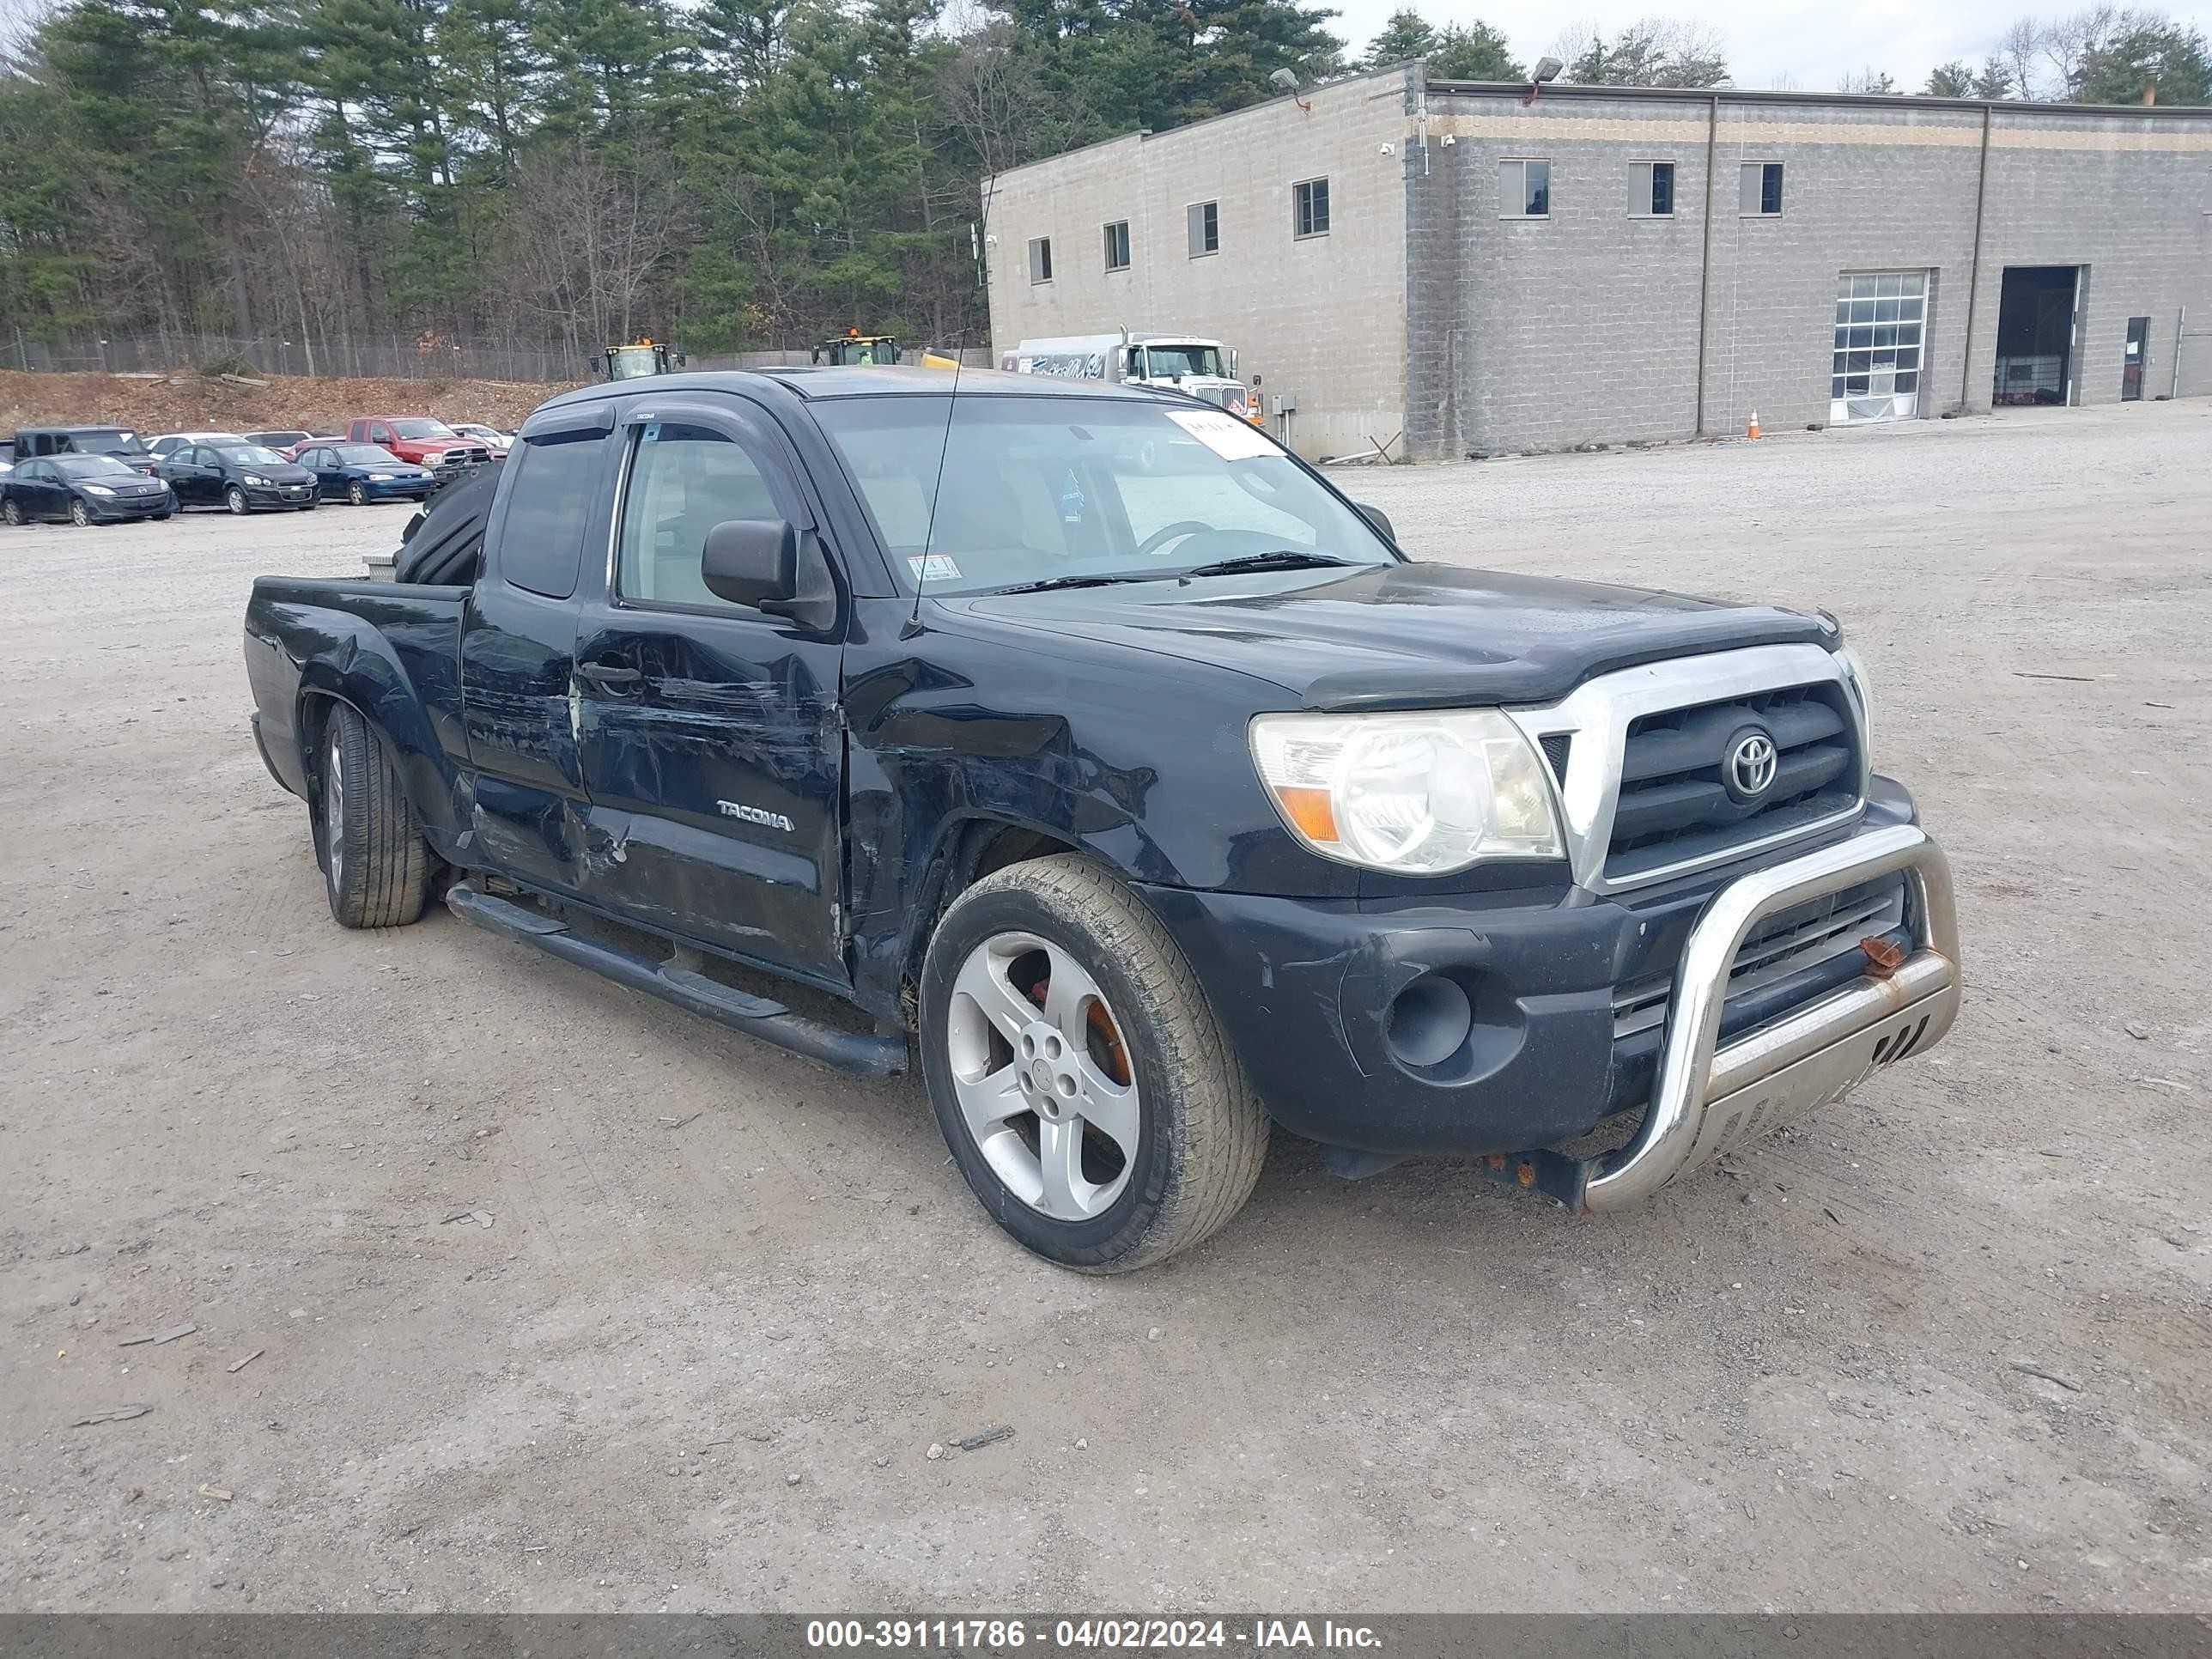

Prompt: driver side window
[617,422,784,611]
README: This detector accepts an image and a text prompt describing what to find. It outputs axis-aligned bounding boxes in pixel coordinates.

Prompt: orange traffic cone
[1746,410,1762,441]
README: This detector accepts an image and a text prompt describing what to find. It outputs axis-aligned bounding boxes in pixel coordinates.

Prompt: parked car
[242,368,1959,1273]
[447,422,513,459]
[242,429,316,454]
[12,425,159,475]
[343,416,490,483]
[293,441,434,505]
[3,453,174,526]
[149,431,243,459]
[156,440,319,513]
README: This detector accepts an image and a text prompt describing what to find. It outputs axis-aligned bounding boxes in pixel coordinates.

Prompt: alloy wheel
[944,931,1141,1220]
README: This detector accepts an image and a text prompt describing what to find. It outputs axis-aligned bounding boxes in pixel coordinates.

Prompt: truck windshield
[388,419,456,439]
[814,394,1395,598]
[605,348,660,380]
[1140,345,1224,380]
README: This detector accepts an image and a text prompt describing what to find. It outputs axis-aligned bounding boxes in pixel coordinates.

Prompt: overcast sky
[1330,2,2212,92]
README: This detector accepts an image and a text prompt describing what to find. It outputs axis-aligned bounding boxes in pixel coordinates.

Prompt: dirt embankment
[0,369,581,439]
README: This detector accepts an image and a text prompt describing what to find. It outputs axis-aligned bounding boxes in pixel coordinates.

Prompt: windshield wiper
[1180,550,1358,577]
[990,572,1170,595]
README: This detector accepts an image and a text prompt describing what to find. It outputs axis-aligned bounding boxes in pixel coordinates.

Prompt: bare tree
[2041,3,2119,95]
[2000,17,2046,95]
[1838,67,1898,92]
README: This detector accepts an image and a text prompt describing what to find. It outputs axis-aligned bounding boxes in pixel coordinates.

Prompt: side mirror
[675,351,688,368]
[701,519,799,610]
[1355,502,1396,544]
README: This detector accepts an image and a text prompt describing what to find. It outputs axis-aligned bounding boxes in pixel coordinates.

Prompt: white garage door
[1832,271,1927,425]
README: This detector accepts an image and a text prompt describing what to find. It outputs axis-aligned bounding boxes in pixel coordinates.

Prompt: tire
[69,498,92,526]
[348,480,368,507]
[315,702,434,929]
[225,485,250,515]
[152,512,172,521]
[918,854,1268,1272]
[2,499,21,526]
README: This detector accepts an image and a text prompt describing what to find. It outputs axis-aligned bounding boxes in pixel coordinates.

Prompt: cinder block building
[981,65,2212,459]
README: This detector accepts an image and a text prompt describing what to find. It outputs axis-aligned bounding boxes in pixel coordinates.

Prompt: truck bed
[244,575,471,811]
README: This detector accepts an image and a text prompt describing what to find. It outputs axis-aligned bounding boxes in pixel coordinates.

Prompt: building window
[1632,161,1675,216]
[1498,159,1551,217]
[1103,221,1130,272]
[1832,270,1927,426]
[1188,200,1218,258]
[1028,236,1052,283]
[1293,177,1330,238]
[1740,161,1784,216]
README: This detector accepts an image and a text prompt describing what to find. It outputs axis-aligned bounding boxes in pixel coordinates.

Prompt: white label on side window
[1165,406,1274,460]
[908,553,962,582]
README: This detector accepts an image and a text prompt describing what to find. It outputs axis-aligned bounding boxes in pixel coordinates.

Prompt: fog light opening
[1386,974,1474,1071]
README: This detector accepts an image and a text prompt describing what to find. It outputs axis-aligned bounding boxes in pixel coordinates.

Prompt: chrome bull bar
[1581,821,1960,1212]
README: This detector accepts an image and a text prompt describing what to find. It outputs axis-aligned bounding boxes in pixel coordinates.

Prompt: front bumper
[362,477,434,500]
[87,490,173,520]
[1143,793,1960,1212]
[244,482,319,507]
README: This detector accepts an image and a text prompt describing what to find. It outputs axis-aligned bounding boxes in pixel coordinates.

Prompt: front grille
[1607,682,1859,882]
[1612,875,1907,1041]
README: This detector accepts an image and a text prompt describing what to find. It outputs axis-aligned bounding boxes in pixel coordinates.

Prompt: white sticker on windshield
[1164,406,1276,461]
[908,553,962,583]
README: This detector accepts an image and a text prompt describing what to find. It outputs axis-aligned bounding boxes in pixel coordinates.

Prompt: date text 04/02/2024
[803,1619,1383,1649]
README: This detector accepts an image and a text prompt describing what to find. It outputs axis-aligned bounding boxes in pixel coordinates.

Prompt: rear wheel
[68,498,92,527]
[919,854,1268,1272]
[2,499,22,527]
[315,703,434,928]
[348,480,368,506]
[225,484,250,515]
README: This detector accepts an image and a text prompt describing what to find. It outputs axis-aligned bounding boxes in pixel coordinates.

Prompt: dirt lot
[0,369,569,444]
[3,401,2207,1613]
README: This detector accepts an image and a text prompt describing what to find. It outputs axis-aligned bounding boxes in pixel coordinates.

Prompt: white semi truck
[1001,331,1260,423]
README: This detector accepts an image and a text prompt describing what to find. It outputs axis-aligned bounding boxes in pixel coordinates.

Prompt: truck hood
[945,560,1838,710]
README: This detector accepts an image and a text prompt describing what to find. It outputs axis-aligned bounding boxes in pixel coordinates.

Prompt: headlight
[1249,709,1565,874]
[1834,644,1874,743]
[82,483,115,495]
[422,451,447,463]
[244,473,269,485]
[367,471,393,481]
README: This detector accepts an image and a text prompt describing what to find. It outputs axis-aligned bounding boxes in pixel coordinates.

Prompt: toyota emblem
[1726,730,1778,799]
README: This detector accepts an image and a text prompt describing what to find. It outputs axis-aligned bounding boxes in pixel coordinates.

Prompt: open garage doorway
[1993,266,2082,406]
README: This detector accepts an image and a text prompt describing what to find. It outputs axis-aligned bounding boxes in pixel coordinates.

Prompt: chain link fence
[3,330,990,383]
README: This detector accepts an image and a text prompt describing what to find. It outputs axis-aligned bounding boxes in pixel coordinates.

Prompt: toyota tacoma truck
[243,369,1960,1272]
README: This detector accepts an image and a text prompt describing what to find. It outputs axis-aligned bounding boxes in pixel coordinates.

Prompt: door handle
[577,663,641,687]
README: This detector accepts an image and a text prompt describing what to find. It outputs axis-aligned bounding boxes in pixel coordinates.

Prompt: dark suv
[9,426,157,476]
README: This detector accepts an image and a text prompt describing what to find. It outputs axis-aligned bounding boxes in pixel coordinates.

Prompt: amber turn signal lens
[1272,786,1339,843]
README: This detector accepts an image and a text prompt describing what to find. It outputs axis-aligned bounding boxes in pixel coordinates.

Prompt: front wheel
[69,498,93,526]
[225,485,250,515]
[315,702,434,928]
[919,854,1268,1272]
[347,480,368,506]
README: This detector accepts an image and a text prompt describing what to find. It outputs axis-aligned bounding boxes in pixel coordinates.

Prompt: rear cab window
[499,424,611,599]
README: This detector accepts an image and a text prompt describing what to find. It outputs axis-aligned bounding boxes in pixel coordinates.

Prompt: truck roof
[533,367,1159,413]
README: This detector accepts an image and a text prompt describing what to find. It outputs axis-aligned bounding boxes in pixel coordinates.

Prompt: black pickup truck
[244,368,1960,1271]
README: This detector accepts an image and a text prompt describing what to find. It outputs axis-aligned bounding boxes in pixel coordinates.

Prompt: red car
[344,416,492,483]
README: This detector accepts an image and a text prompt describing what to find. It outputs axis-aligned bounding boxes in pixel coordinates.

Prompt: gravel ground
[3,401,2208,1613]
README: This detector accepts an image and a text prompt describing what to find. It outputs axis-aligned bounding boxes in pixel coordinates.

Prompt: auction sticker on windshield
[1165,407,1276,461]
[908,553,962,582]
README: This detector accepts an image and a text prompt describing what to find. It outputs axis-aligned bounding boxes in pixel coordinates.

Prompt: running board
[444,883,908,1077]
